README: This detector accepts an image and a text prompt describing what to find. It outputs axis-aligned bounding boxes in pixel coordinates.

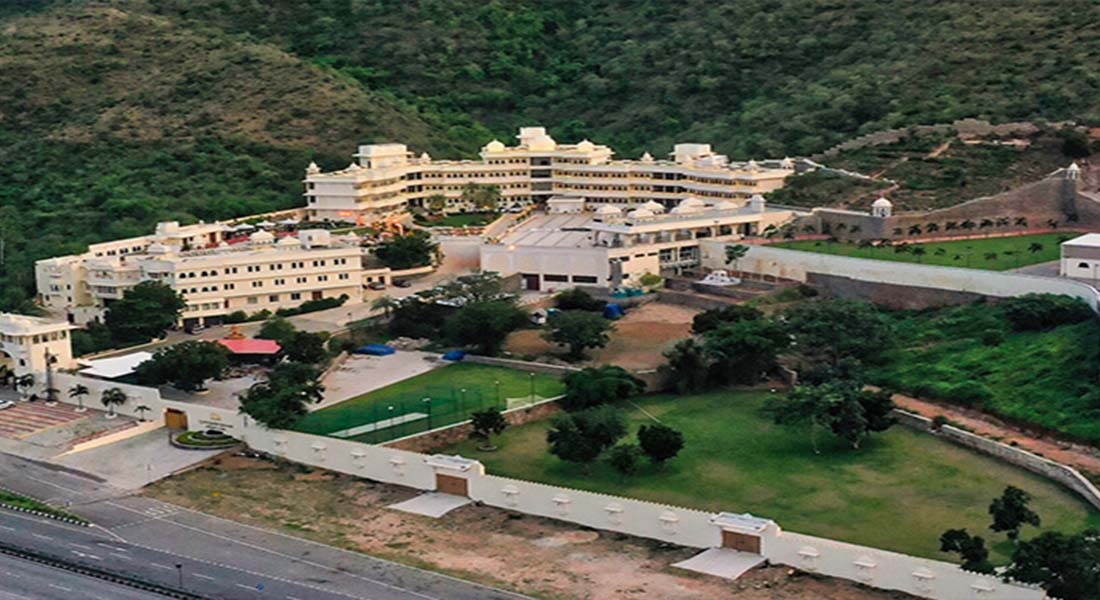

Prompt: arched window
[1079,262,1090,269]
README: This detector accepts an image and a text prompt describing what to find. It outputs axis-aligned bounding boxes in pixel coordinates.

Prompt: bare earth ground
[146,455,905,600]
[506,303,699,370]
[890,392,1100,477]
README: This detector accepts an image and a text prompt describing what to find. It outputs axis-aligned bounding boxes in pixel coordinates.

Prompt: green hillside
[3,0,1100,311]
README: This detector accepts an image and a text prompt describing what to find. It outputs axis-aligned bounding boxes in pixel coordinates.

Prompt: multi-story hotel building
[303,127,795,221]
[0,312,75,379]
[35,222,388,327]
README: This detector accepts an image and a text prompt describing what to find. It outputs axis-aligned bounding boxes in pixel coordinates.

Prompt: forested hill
[2,0,1100,312]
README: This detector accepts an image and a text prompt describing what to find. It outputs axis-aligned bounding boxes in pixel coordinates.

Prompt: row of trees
[940,486,1098,600]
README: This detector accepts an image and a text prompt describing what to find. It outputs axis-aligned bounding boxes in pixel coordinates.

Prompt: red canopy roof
[217,338,282,355]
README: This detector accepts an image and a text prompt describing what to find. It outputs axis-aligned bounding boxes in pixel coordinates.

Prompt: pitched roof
[217,338,282,355]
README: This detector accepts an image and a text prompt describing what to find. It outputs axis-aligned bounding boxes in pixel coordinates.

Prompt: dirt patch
[145,456,905,600]
[506,302,699,371]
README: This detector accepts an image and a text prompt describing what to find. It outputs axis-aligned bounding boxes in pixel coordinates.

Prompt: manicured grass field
[295,363,564,443]
[442,391,1100,562]
[772,232,1071,271]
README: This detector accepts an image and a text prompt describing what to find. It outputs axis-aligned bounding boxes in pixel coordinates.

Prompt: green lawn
[442,391,1100,562]
[295,363,564,443]
[772,232,1072,270]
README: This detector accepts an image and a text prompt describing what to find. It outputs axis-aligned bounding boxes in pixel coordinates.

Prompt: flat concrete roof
[1062,233,1100,248]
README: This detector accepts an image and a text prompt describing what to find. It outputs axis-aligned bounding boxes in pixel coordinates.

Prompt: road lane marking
[68,543,92,550]
[0,525,14,531]
[31,533,53,540]
[152,562,174,570]
[193,573,215,580]
[109,553,132,561]
[47,584,72,592]
[236,583,259,591]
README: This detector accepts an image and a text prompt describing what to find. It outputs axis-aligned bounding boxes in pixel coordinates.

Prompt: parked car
[185,324,205,335]
[0,400,14,411]
[367,281,386,290]
[393,279,412,288]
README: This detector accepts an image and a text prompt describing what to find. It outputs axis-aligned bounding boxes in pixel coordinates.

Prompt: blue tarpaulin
[355,343,396,356]
[441,350,467,361]
[603,303,625,319]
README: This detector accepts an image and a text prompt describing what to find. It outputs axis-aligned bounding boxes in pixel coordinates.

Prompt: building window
[291,292,301,300]
[572,275,598,284]
[1079,262,1090,269]
[247,297,258,305]
[269,295,280,302]
[544,274,569,282]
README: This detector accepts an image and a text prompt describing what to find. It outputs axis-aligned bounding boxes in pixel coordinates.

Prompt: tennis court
[295,363,565,444]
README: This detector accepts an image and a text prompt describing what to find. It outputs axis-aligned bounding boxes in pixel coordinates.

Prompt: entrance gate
[165,409,188,430]
[435,473,469,496]
[721,530,761,554]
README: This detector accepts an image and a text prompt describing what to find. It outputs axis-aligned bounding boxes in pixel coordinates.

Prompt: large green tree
[443,300,526,355]
[104,281,186,345]
[1003,529,1100,600]
[767,379,896,451]
[134,340,228,392]
[703,319,790,385]
[374,230,438,269]
[544,310,612,360]
[546,406,627,469]
[783,300,893,366]
[989,486,1041,541]
[560,365,644,412]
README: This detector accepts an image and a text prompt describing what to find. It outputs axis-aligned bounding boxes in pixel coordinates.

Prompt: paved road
[0,552,164,600]
[0,453,529,600]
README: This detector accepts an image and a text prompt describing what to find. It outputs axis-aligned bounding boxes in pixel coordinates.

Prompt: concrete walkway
[389,493,472,518]
[54,428,224,490]
[672,548,765,580]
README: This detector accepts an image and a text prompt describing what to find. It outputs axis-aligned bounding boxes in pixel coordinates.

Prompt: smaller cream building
[1060,233,1100,280]
[480,196,797,291]
[0,313,75,379]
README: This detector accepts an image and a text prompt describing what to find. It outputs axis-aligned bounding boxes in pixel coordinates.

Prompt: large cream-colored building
[480,196,798,291]
[36,222,388,327]
[304,127,795,221]
[0,313,75,379]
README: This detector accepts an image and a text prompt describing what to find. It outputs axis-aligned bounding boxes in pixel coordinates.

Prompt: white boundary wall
[699,242,1100,311]
[39,373,1051,600]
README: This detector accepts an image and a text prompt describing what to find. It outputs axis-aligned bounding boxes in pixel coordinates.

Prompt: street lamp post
[494,380,501,407]
[175,563,183,588]
[529,372,535,403]
[422,397,432,430]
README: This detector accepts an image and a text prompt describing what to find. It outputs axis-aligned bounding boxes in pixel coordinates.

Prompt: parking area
[0,401,90,440]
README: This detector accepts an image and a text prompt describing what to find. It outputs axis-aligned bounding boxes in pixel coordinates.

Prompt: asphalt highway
[0,453,529,600]
[0,552,164,600]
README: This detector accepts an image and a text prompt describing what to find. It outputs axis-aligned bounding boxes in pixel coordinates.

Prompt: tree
[555,288,605,311]
[724,244,749,271]
[100,387,127,419]
[911,246,927,262]
[284,331,329,364]
[560,365,644,411]
[469,407,508,450]
[1028,242,1044,254]
[939,529,994,574]
[783,300,892,366]
[546,406,626,469]
[68,383,90,412]
[1003,529,1100,600]
[459,182,501,211]
[544,310,612,360]
[104,281,186,345]
[426,194,448,213]
[444,300,526,355]
[767,380,896,451]
[374,230,438,269]
[1058,127,1092,159]
[637,423,684,468]
[1001,294,1093,331]
[239,363,325,429]
[703,319,790,385]
[989,486,1041,541]
[691,304,762,334]
[663,338,710,393]
[257,316,297,343]
[908,224,922,236]
[607,444,642,478]
[371,295,398,318]
[134,340,228,392]
[135,404,150,422]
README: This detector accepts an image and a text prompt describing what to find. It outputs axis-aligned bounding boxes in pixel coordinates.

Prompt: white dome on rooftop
[640,152,655,163]
[250,230,275,244]
[306,161,321,175]
[276,236,301,247]
[872,197,893,208]
[484,139,505,153]
[678,197,706,209]
[627,208,654,219]
[576,139,595,152]
[641,200,665,213]
[595,205,623,216]
[146,242,169,255]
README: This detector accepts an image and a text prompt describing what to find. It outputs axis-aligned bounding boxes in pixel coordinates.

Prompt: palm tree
[100,388,127,419]
[911,246,927,263]
[135,405,150,422]
[762,224,778,239]
[984,252,999,261]
[893,242,911,254]
[996,217,1010,227]
[371,295,398,319]
[979,218,994,230]
[1046,219,1059,229]
[934,247,947,256]
[926,223,940,233]
[15,374,34,401]
[1014,217,1028,228]
[725,244,750,272]
[892,227,904,236]
[1028,242,1044,254]
[69,384,90,412]
[960,219,976,232]
[908,224,922,236]
[849,224,862,236]
[945,221,959,231]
